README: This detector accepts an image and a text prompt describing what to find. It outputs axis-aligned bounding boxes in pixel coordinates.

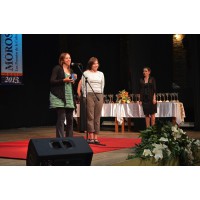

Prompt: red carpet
[0,137,141,160]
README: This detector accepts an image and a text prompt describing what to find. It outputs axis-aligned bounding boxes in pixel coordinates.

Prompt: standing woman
[50,52,77,138]
[81,57,105,144]
[139,67,157,128]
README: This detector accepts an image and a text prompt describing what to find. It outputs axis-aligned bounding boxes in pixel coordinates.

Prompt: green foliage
[129,120,200,165]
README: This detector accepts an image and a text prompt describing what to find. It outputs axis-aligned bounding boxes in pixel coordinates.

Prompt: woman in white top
[81,57,105,144]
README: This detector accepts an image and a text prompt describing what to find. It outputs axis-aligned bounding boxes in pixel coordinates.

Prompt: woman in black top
[50,52,77,138]
[139,67,157,128]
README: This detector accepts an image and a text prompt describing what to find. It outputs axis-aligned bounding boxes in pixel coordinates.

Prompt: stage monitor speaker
[26,137,93,166]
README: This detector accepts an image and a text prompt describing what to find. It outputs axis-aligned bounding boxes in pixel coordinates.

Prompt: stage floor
[0,126,199,166]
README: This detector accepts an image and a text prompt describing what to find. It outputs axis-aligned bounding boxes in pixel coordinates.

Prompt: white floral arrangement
[129,121,200,165]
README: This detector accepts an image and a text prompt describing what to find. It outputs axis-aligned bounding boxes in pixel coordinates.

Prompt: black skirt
[142,101,157,115]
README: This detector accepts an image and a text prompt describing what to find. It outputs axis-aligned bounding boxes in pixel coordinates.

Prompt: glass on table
[165,93,169,102]
[103,94,106,103]
[157,93,162,102]
[170,93,175,102]
[174,93,179,102]
[108,94,111,103]
[133,94,136,102]
[115,94,118,103]
[138,94,140,102]
[135,94,140,102]
[130,93,134,102]
[108,94,114,103]
[156,93,159,101]
[103,94,108,103]
[161,93,166,102]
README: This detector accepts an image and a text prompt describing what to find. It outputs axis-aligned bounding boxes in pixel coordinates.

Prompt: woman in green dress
[50,52,77,137]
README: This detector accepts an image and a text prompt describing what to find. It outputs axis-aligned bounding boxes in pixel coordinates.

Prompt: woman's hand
[73,74,77,80]
[63,77,74,83]
[153,99,157,104]
[77,91,81,97]
[72,74,77,84]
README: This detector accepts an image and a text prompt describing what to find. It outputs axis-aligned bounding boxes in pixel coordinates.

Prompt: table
[73,102,186,133]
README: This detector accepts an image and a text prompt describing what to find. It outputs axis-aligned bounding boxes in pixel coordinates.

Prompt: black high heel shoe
[87,139,95,144]
[94,139,100,144]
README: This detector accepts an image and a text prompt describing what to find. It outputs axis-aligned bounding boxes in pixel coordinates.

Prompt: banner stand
[1,34,23,85]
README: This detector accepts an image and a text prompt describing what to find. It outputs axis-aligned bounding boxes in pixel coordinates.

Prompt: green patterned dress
[50,73,75,109]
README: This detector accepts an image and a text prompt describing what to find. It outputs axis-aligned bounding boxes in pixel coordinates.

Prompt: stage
[0,126,200,166]
[0,126,141,166]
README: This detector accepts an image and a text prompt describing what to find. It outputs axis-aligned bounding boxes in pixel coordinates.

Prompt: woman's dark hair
[87,57,99,70]
[59,52,70,66]
[143,67,151,72]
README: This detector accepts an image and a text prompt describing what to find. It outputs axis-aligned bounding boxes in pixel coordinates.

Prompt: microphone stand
[77,64,105,146]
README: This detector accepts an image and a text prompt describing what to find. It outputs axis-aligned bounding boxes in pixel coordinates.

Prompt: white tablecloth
[73,102,185,125]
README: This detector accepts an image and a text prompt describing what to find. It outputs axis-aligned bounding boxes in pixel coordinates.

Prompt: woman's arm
[81,74,86,97]
[139,79,143,103]
[101,73,105,94]
[77,79,82,97]
[50,66,64,86]
[153,78,157,104]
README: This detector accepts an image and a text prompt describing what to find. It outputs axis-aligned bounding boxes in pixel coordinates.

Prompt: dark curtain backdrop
[58,34,121,94]
[125,34,173,93]
[186,35,200,130]
[0,35,60,128]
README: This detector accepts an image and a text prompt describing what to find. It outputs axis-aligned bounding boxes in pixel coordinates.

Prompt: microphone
[71,62,82,66]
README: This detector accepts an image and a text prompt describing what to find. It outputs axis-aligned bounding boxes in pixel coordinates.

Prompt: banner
[1,34,23,85]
